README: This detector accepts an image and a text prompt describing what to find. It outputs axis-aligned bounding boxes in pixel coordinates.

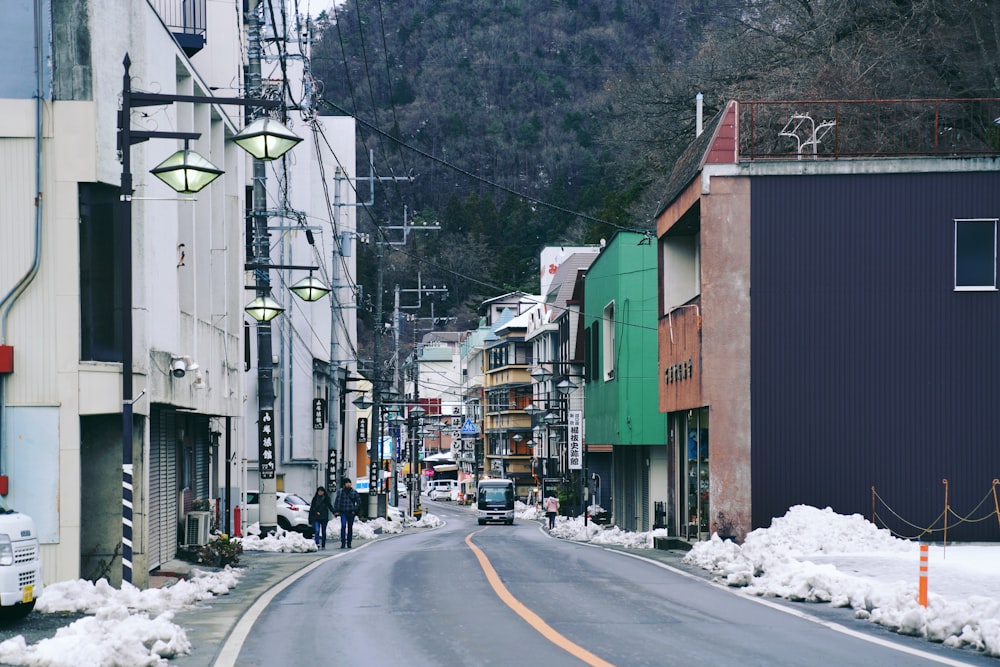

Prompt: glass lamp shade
[352,395,373,410]
[557,379,578,395]
[233,117,303,161]
[523,403,542,416]
[244,295,284,322]
[512,434,524,443]
[410,405,427,418]
[388,414,406,426]
[151,148,223,193]
[531,366,553,383]
[290,275,330,302]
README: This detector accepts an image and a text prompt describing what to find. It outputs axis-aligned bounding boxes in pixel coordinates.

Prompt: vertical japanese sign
[356,417,368,442]
[259,409,275,479]
[313,398,327,430]
[568,410,583,470]
[327,448,337,491]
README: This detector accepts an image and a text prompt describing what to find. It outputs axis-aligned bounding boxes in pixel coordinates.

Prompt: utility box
[0,346,12,374]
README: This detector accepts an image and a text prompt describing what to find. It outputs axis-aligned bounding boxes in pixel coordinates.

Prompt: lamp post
[117,52,298,585]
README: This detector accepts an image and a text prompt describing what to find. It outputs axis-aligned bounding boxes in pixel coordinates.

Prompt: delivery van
[476,479,515,525]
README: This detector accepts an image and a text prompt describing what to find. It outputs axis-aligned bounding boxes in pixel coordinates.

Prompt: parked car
[245,491,314,537]
[426,479,458,501]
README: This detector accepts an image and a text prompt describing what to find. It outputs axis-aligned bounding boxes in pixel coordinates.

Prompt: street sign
[460,419,479,436]
[327,449,337,490]
[568,410,583,470]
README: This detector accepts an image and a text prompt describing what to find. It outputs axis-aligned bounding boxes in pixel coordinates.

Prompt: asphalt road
[231,501,987,667]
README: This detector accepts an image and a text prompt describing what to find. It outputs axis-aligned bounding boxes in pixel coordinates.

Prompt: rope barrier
[870,480,1000,543]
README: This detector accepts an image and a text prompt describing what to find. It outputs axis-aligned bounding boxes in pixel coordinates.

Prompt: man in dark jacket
[308,486,335,549]
[333,478,361,548]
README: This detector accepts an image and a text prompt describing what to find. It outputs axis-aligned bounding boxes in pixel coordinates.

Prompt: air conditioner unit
[185,511,211,546]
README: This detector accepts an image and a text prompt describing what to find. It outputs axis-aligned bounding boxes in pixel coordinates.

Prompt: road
[232,501,988,667]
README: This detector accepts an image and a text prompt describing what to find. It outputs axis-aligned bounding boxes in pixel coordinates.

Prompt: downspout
[0,0,47,474]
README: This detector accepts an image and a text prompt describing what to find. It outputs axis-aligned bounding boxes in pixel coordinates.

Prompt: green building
[583,231,666,532]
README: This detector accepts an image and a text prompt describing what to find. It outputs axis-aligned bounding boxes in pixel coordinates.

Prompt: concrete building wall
[699,176,752,539]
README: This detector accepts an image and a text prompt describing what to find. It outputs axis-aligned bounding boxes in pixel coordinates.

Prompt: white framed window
[954,218,997,291]
[602,301,615,381]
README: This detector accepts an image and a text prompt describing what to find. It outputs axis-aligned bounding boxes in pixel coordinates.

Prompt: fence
[740,99,1000,160]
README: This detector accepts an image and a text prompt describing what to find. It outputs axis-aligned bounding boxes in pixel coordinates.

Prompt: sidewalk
[162,549,330,667]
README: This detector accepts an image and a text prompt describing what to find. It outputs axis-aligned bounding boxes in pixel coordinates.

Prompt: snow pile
[682,505,1000,657]
[515,501,542,520]
[240,526,318,552]
[1,568,241,667]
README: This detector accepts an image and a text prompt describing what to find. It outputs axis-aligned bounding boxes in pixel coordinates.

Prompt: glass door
[680,408,709,540]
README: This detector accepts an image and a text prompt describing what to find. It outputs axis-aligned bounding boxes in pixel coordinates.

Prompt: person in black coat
[308,486,335,549]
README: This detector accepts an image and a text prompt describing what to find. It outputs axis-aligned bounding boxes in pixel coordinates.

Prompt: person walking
[543,492,560,530]
[308,486,335,549]
[333,478,361,548]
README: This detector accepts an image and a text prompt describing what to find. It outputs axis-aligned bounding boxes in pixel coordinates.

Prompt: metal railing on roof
[740,98,1000,160]
[150,0,207,50]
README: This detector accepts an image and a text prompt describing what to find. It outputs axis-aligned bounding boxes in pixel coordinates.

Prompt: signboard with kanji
[327,448,337,490]
[259,409,275,479]
[313,398,327,430]
[357,417,368,442]
[567,410,583,470]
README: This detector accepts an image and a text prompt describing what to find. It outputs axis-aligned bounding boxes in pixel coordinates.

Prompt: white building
[0,0,354,588]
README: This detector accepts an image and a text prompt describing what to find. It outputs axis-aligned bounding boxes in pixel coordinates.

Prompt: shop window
[955,218,997,291]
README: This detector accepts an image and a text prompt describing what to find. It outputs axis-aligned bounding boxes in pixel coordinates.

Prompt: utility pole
[246,0,278,536]
[391,275,447,509]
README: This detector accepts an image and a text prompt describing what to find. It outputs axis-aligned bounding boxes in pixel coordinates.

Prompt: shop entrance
[675,408,709,540]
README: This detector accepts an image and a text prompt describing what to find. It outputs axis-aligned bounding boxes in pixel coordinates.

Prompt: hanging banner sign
[313,398,327,430]
[327,448,338,490]
[357,417,368,442]
[567,410,583,470]
[259,409,276,479]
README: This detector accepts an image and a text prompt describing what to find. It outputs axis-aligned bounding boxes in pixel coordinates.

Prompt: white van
[425,479,458,501]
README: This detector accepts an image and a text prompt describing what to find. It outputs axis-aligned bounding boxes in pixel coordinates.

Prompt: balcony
[150,0,207,56]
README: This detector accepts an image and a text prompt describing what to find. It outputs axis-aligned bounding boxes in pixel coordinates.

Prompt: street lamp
[149,141,223,193]
[117,52,300,585]
[289,274,331,302]
[243,295,285,323]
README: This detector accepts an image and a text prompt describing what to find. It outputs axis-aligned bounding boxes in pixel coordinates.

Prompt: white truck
[0,497,42,617]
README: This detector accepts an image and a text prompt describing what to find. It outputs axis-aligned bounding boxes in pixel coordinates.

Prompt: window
[955,219,997,291]
[79,184,121,361]
[602,301,615,381]
[660,231,700,314]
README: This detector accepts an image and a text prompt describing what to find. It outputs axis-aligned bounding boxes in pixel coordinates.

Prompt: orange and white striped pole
[918,542,929,607]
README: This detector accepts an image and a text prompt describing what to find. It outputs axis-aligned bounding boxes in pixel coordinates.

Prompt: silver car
[245,491,314,537]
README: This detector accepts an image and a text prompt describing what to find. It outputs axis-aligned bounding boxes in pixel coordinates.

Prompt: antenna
[779,114,836,159]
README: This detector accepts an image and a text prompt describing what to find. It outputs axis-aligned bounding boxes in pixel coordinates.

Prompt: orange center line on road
[465,531,616,667]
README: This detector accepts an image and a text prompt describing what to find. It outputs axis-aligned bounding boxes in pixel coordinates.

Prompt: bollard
[918,542,929,607]
[234,504,242,538]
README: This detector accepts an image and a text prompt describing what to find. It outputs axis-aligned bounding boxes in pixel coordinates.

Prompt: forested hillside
[309,0,1000,345]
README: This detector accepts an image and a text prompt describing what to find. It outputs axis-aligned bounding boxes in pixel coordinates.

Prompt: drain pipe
[0,0,47,477]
